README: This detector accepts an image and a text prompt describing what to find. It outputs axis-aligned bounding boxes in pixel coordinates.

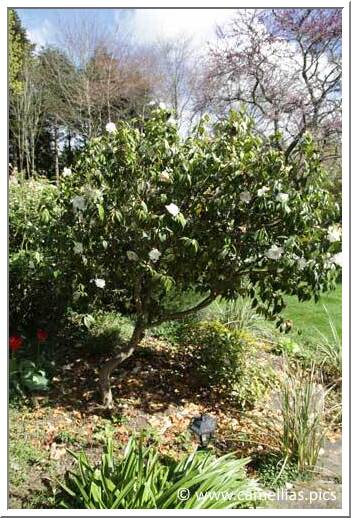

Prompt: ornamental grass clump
[315,306,342,382]
[239,365,334,476]
[280,366,330,472]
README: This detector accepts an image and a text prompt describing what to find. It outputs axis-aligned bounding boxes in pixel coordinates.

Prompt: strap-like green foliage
[59,436,260,509]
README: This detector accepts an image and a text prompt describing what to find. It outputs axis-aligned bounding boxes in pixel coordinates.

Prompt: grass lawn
[280,284,342,345]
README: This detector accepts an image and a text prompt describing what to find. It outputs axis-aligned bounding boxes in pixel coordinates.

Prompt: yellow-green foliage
[9,9,30,96]
[181,320,275,408]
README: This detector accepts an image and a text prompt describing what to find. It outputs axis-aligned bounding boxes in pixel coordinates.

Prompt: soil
[9,336,342,510]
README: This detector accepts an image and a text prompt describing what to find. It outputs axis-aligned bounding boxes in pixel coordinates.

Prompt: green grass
[280,284,341,345]
[155,284,342,349]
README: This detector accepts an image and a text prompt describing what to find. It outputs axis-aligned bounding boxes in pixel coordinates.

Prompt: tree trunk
[25,137,31,179]
[99,320,145,409]
[67,131,72,164]
[54,125,59,186]
[31,132,36,178]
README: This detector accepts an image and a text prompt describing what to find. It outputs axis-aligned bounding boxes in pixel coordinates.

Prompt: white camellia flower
[149,248,161,262]
[327,224,342,242]
[325,253,335,269]
[266,244,284,260]
[62,167,72,177]
[105,122,117,133]
[297,257,307,270]
[148,100,156,106]
[94,278,106,288]
[276,192,289,203]
[240,191,252,204]
[72,195,86,211]
[165,203,180,216]
[159,171,171,183]
[83,186,103,202]
[331,252,343,267]
[73,242,83,254]
[158,102,167,110]
[127,250,139,261]
[257,186,269,197]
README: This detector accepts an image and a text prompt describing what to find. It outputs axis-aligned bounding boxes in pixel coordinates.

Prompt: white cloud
[119,9,238,47]
[27,19,55,49]
[25,9,238,51]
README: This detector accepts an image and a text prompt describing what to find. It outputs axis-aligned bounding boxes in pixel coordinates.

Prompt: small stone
[231,418,239,428]
[50,442,66,460]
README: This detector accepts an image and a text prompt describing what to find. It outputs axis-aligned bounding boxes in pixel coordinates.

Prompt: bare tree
[40,15,154,142]
[10,58,44,177]
[196,9,341,162]
[150,36,199,125]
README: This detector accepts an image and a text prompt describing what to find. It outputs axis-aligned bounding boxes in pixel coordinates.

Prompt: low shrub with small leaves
[181,320,244,384]
[202,296,273,341]
[181,321,274,407]
[253,455,300,489]
[233,356,276,410]
[58,435,260,509]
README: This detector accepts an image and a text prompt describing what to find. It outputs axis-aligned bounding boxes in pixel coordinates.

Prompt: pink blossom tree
[197,9,341,168]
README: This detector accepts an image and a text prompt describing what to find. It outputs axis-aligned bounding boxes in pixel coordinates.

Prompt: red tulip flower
[36,329,48,343]
[9,335,23,352]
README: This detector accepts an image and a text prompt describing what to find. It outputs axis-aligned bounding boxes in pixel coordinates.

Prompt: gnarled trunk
[99,321,145,409]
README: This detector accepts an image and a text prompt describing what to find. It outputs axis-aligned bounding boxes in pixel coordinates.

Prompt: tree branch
[284,126,306,160]
[151,291,219,326]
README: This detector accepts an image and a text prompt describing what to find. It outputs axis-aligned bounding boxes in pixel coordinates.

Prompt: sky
[17,8,238,50]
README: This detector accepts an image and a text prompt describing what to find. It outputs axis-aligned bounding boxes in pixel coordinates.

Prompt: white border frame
[1,1,349,516]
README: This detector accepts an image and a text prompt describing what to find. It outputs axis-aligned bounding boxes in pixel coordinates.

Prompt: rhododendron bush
[53,106,341,407]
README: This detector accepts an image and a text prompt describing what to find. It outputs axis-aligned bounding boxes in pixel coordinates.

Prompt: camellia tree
[57,105,341,408]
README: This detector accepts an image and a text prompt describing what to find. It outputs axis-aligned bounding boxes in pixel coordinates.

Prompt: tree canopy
[54,107,341,406]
